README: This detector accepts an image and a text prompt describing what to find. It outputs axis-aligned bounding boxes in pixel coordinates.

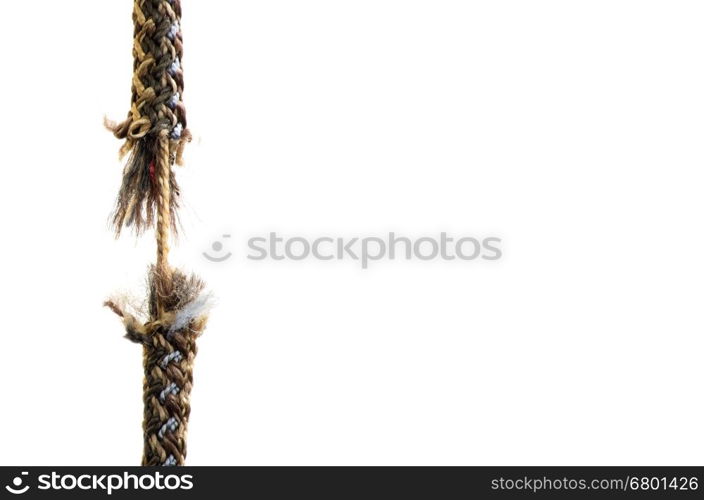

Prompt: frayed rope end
[105,268,212,344]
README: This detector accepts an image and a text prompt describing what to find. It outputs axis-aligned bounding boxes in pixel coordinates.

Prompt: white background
[0,0,702,465]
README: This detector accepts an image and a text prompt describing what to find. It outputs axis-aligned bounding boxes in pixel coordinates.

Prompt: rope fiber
[104,0,210,467]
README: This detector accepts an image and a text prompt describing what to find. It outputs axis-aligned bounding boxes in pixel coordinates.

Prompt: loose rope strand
[155,132,173,315]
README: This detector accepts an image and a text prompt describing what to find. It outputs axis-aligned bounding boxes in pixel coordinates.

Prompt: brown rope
[140,268,206,466]
[105,0,209,467]
[106,0,191,236]
[155,132,174,313]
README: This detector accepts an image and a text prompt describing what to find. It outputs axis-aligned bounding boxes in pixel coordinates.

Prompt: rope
[106,0,191,236]
[105,0,210,467]
[155,132,174,313]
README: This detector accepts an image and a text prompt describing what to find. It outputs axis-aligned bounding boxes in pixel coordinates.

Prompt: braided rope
[105,0,209,467]
[138,270,206,466]
[107,0,190,236]
[106,269,208,466]
[113,0,187,151]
